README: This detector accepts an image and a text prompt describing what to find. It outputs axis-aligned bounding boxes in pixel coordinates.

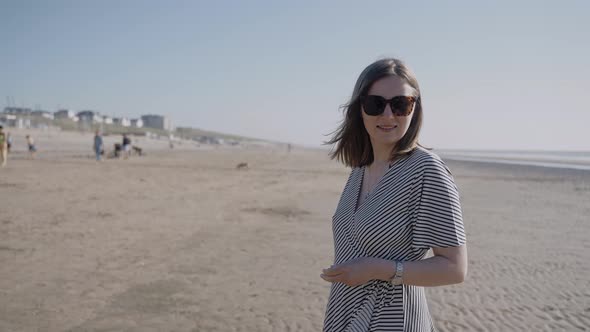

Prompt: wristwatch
[390,260,404,285]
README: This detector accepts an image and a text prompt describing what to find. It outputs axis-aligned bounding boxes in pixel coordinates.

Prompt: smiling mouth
[377,125,397,131]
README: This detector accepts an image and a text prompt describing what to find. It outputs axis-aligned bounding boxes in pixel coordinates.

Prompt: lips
[377,125,397,131]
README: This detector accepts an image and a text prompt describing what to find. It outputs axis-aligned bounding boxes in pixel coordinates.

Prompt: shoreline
[441,155,590,171]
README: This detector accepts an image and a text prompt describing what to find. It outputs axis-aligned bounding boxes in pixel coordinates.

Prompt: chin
[373,134,402,145]
[373,139,399,148]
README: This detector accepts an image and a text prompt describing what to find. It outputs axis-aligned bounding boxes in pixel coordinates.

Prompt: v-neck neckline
[354,161,394,214]
[354,151,413,215]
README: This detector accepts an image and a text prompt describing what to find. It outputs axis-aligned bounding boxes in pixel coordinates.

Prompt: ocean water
[437,150,590,171]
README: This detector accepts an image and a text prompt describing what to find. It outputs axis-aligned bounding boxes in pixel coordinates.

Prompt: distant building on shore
[130,118,143,128]
[3,107,32,115]
[141,114,172,131]
[54,109,78,121]
[0,114,31,128]
[113,117,131,127]
[2,107,49,128]
[77,110,102,124]
[31,110,54,120]
[3,107,179,132]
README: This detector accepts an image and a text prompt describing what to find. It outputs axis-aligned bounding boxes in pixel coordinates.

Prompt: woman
[321,58,467,331]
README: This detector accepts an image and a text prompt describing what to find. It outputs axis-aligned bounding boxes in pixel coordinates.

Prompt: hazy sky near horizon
[1,0,589,150]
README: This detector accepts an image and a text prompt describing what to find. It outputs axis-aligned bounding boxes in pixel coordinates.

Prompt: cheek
[400,115,414,132]
[402,117,412,131]
[363,118,378,136]
[390,117,412,139]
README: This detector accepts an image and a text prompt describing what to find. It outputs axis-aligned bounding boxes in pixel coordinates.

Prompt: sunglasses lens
[391,96,415,116]
[362,96,385,116]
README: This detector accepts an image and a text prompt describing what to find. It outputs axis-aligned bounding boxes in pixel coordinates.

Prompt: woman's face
[361,75,417,149]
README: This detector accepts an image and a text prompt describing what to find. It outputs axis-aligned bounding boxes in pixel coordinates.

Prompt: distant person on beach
[0,126,7,167]
[26,135,37,159]
[321,58,467,331]
[94,130,103,161]
[122,134,131,159]
[6,132,12,153]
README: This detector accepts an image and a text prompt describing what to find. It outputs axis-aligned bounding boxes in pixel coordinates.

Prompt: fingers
[322,264,346,276]
[320,273,344,283]
[321,265,347,283]
[321,273,360,287]
[321,267,343,276]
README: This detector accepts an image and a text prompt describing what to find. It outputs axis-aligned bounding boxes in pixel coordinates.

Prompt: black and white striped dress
[323,147,466,332]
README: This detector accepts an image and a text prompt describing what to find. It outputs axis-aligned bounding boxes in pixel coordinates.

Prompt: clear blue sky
[1,0,589,150]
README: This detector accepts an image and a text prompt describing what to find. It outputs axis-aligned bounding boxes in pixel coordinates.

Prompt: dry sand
[1,129,589,331]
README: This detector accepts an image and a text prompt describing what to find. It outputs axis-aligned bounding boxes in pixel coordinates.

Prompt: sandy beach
[1,129,589,331]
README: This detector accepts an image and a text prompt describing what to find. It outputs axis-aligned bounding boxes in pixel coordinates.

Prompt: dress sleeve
[412,159,466,249]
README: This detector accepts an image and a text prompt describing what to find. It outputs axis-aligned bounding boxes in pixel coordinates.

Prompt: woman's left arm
[375,245,467,286]
[321,245,467,287]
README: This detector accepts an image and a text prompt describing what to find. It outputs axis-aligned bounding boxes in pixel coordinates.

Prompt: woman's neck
[371,142,395,165]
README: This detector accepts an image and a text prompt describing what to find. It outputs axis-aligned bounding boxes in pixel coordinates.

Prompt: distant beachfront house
[77,110,102,124]
[102,116,113,124]
[141,114,172,131]
[3,107,32,115]
[130,118,143,128]
[113,117,131,127]
[31,110,54,120]
[0,114,30,128]
[54,109,78,121]
[0,114,16,126]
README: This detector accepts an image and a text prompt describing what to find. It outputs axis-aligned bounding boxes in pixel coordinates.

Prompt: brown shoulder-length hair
[325,58,424,168]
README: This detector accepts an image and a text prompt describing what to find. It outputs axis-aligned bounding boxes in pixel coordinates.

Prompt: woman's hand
[321,257,389,287]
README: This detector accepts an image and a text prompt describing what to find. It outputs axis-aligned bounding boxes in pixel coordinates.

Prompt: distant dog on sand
[132,146,143,156]
[235,162,248,170]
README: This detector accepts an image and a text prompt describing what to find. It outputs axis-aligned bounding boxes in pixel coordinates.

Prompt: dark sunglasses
[360,95,418,116]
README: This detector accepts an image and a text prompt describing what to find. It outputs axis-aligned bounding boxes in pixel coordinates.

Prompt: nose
[382,103,395,117]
